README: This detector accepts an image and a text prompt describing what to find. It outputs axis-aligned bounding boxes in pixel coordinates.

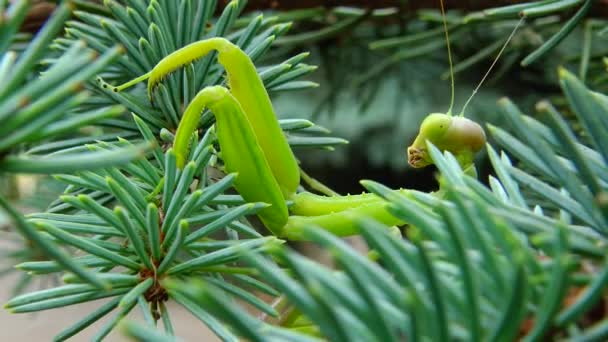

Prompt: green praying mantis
[114,2,521,241]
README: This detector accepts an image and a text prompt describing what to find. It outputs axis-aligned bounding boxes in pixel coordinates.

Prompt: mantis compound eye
[407,113,486,168]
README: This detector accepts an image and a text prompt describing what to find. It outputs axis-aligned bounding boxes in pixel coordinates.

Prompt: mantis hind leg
[284,201,404,241]
[290,189,411,216]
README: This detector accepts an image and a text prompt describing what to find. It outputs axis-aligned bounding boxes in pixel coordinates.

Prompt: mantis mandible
[114,1,522,240]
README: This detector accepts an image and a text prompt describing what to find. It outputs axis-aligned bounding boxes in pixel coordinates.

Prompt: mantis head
[407,113,486,168]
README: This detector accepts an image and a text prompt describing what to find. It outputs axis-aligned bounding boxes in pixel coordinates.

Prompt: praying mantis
[114,1,520,241]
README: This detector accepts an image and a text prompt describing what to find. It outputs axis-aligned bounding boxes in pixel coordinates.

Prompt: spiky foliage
[0,1,149,174]
[7,124,282,341]
[172,70,608,341]
[2,0,344,340]
[0,1,153,292]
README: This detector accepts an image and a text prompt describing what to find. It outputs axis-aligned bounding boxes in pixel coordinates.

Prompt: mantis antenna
[440,0,525,116]
[458,15,525,116]
[439,0,455,115]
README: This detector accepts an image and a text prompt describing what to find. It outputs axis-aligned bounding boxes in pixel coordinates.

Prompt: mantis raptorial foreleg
[173,85,288,236]
[116,38,300,200]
